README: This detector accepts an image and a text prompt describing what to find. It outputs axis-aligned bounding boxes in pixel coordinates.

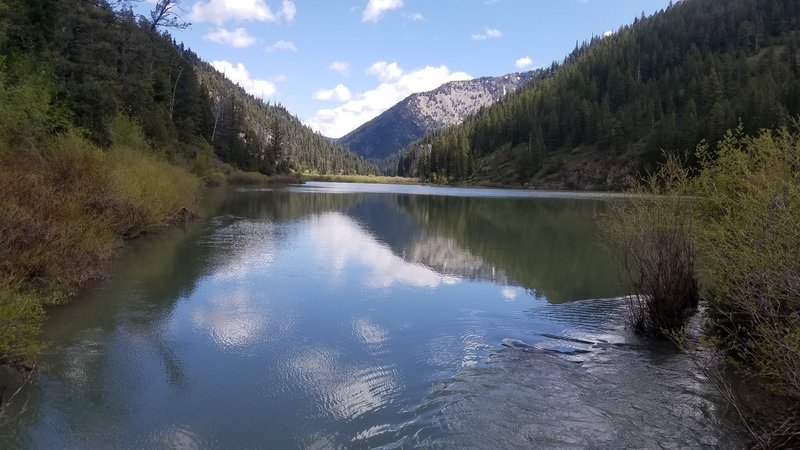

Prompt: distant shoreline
[301,173,621,192]
[301,174,423,185]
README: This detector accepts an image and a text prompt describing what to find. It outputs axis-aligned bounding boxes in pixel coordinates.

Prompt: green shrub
[201,172,227,188]
[601,154,699,335]
[0,282,43,366]
[227,170,271,185]
[111,114,150,151]
[0,58,69,148]
[107,146,199,237]
[695,124,800,404]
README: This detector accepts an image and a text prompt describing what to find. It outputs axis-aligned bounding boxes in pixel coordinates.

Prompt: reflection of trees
[394,195,622,302]
[215,189,364,222]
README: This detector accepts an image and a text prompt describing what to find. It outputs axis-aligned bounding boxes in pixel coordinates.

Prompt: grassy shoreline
[0,130,202,369]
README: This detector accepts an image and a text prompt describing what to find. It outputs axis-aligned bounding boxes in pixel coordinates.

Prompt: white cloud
[603,30,613,37]
[472,27,502,40]
[266,40,297,52]
[281,0,296,22]
[313,84,352,102]
[206,27,257,48]
[362,0,403,22]
[410,12,424,21]
[329,61,351,76]
[515,56,533,69]
[306,63,471,138]
[191,0,296,25]
[366,61,403,82]
[211,60,276,98]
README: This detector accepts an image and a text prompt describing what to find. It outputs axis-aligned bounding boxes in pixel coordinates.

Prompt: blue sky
[138,0,674,138]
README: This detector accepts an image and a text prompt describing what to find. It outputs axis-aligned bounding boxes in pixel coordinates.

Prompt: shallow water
[0,182,741,448]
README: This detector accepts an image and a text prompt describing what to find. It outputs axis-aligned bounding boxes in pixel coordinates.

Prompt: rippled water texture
[0,183,742,448]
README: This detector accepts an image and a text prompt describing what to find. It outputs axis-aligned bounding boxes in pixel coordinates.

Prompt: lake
[0,182,742,448]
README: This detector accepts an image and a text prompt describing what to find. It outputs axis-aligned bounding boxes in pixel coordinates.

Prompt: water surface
[0,182,741,448]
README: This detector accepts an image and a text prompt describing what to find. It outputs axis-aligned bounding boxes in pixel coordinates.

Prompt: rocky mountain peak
[338,70,543,160]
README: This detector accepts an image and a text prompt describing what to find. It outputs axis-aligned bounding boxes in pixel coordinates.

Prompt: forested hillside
[397,0,800,188]
[1,0,371,176]
[195,61,373,175]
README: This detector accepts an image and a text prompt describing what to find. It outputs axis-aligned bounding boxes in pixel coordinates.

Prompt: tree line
[396,0,800,187]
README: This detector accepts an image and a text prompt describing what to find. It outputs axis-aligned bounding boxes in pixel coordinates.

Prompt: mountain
[339,71,543,160]
[397,0,800,188]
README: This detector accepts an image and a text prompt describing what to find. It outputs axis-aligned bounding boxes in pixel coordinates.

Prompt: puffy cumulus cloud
[515,56,533,69]
[603,30,613,37]
[306,63,471,138]
[206,27,257,48]
[266,40,297,52]
[472,27,502,40]
[313,84,352,102]
[191,0,296,25]
[362,0,403,23]
[211,60,276,97]
[329,61,351,76]
[366,61,403,82]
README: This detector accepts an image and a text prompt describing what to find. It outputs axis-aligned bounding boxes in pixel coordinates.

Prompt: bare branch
[149,0,190,32]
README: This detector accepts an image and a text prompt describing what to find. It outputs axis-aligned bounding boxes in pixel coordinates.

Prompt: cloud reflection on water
[288,345,402,421]
[309,213,460,290]
[190,289,268,350]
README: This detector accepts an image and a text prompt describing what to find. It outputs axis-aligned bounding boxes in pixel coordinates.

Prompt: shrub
[227,170,269,185]
[0,127,199,366]
[106,146,199,237]
[201,172,227,188]
[0,282,43,367]
[601,154,699,335]
[110,114,150,151]
[695,124,800,408]
[1,133,118,304]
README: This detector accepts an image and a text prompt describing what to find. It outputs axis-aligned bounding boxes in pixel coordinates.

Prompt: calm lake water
[1,182,742,448]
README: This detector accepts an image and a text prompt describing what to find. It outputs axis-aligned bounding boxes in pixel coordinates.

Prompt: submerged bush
[695,125,800,419]
[601,155,699,335]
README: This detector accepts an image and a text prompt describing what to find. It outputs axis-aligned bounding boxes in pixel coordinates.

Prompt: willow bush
[601,154,699,335]
[694,125,800,441]
[603,124,800,446]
